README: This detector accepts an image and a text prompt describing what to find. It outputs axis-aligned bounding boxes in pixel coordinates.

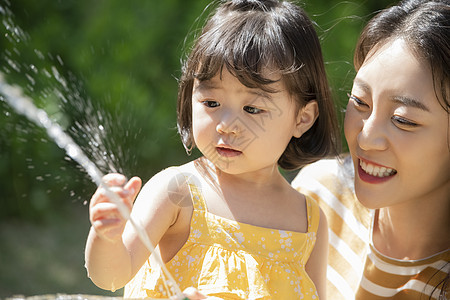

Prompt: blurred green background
[0,0,393,297]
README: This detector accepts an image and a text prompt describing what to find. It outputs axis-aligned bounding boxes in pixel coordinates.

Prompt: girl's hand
[180,287,207,299]
[179,287,222,299]
[89,173,142,242]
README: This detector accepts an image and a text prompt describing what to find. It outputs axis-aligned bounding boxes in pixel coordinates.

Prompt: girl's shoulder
[146,160,199,187]
[136,160,200,210]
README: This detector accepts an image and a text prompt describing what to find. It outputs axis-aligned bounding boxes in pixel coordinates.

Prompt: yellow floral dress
[125,182,320,299]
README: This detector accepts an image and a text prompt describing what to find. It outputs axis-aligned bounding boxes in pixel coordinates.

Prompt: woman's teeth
[360,160,397,177]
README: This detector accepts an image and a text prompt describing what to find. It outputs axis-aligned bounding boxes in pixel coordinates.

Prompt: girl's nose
[357,113,389,152]
[216,111,240,135]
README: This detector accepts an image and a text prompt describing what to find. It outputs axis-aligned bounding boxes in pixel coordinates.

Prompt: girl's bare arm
[305,207,328,300]
[85,169,184,290]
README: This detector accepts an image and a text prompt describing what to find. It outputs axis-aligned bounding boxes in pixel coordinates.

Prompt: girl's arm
[85,168,185,290]
[85,173,141,290]
[305,207,328,300]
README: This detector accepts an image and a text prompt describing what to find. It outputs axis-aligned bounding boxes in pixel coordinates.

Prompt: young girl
[85,0,340,299]
[293,0,449,299]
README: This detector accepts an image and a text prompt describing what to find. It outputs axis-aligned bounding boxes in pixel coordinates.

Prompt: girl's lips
[358,158,397,184]
[216,147,242,157]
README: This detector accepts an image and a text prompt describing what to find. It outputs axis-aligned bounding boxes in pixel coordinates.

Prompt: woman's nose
[357,113,389,151]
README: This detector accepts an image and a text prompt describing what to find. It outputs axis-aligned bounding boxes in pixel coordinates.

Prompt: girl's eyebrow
[353,78,430,112]
[194,80,218,92]
[194,79,276,100]
[248,89,274,100]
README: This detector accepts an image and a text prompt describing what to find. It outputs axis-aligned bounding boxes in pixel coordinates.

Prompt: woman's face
[345,39,450,209]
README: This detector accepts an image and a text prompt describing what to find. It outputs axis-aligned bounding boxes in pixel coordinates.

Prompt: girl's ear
[293,100,319,138]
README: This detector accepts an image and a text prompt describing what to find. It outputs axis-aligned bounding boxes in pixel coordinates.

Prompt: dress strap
[187,182,208,212]
[169,166,208,212]
[305,195,320,234]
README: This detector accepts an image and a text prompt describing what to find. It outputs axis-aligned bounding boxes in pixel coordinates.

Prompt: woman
[292,0,449,299]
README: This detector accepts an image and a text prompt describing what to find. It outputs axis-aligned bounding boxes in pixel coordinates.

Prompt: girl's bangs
[192,14,298,93]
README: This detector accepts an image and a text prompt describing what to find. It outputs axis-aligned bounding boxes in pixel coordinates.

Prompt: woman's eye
[202,100,219,108]
[348,93,368,108]
[244,106,263,114]
[392,115,419,128]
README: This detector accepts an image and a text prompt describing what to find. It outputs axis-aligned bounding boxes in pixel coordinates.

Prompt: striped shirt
[292,155,449,300]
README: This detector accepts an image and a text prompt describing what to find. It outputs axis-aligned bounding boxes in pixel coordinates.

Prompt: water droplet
[29,64,37,73]
[25,73,35,86]
[43,68,51,78]
[34,49,45,60]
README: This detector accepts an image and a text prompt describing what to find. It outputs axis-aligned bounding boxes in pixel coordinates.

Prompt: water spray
[0,73,187,300]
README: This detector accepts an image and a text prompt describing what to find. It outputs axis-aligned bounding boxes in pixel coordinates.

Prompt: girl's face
[191,68,310,176]
[345,39,450,209]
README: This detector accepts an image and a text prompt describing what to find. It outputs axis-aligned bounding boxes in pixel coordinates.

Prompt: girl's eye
[202,100,219,108]
[391,115,419,128]
[348,93,369,108]
[244,106,264,114]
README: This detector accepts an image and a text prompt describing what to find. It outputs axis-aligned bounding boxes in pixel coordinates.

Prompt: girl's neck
[373,195,450,260]
[193,157,306,233]
[219,166,284,187]
[199,156,285,188]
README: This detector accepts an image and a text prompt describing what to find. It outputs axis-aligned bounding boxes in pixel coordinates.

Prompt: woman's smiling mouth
[360,160,397,177]
[358,159,397,183]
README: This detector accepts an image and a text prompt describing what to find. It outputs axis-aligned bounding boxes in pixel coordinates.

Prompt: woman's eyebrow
[353,78,430,112]
[353,78,371,93]
[391,96,430,112]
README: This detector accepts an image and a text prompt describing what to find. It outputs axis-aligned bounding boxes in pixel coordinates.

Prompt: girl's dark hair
[354,0,450,113]
[177,0,340,170]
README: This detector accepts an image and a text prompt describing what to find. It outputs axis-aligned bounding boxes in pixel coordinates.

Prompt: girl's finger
[181,287,207,299]
[102,173,127,187]
[91,217,121,229]
[123,176,142,204]
[90,186,129,208]
[90,202,122,219]
[91,218,126,242]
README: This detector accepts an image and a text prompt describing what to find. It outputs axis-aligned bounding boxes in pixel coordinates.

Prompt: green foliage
[0,0,393,221]
[0,0,396,297]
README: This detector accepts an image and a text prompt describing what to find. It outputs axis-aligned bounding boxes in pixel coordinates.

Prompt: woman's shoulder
[300,154,352,176]
[292,154,353,186]
[291,154,356,207]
